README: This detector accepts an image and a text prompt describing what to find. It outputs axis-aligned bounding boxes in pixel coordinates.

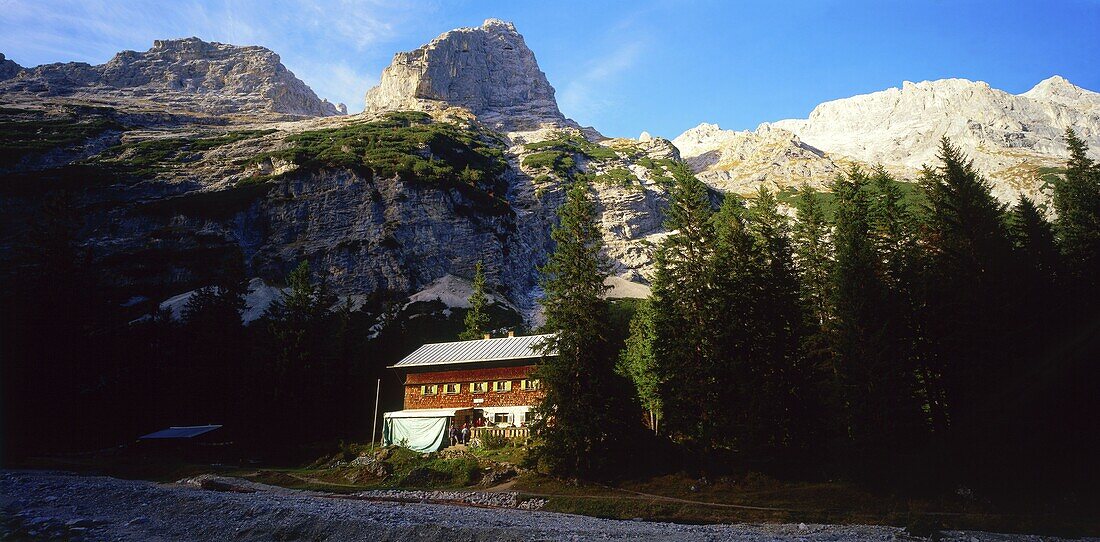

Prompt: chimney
[483,333,491,340]
[507,330,515,338]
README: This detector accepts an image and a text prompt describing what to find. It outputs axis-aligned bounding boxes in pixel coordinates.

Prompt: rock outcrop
[0,38,343,117]
[677,77,1100,203]
[364,19,571,132]
[673,122,842,194]
[0,53,21,81]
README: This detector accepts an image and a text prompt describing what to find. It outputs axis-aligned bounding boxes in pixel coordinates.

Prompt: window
[470,381,488,394]
[443,383,460,395]
[520,379,540,390]
[420,384,438,396]
[493,380,512,393]
[494,413,512,424]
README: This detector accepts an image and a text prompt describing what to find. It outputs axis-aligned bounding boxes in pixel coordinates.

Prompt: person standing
[461,423,470,445]
[448,423,458,447]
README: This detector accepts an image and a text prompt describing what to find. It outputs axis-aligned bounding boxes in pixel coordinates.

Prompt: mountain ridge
[2,20,1098,324]
[0,37,345,118]
[676,75,1100,202]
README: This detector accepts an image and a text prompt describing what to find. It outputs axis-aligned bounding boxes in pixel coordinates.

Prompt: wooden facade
[402,365,541,410]
[386,334,554,432]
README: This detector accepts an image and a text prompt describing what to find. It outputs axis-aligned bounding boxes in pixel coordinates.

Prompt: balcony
[470,426,530,441]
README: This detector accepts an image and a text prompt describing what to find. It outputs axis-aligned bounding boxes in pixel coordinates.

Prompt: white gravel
[0,470,1089,541]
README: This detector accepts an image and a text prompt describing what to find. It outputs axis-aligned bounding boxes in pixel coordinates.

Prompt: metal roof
[139,425,222,439]
[390,333,556,369]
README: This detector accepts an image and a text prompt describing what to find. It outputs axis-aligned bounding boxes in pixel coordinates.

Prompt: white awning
[383,408,470,419]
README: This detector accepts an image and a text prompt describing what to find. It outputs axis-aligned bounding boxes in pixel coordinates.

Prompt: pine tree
[792,185,833,325]
[704,194,760,453]
[744,187,817,458]
[829,166,924,460]
[530,180,639,479]
[650,164,719,448]
[1052,128,1100,295]
[618,299,661,433]
[265,261,336,439]
[460,260,490,340]
[1009,196,1060,282]
[917,138,1017,438]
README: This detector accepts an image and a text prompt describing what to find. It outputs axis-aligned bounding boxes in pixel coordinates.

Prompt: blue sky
[2,0,1098,138]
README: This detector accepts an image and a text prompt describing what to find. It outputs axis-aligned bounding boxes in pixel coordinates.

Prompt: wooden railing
[470,426,530,440]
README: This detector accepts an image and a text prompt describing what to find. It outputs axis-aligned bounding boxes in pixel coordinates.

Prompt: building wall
[402,365,542,410]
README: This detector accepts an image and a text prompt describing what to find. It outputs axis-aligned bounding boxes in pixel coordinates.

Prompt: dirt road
[0,470,1085,541]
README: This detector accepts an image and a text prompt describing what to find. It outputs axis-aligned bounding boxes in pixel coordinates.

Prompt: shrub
[247,111,510,214]
[478,432,509,450]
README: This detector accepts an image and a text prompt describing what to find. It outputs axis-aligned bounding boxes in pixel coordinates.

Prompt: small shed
[139,425,223,440]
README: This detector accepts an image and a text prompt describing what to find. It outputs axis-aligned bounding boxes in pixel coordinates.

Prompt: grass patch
[521,132,622,178]
[0,116,122,168]
[98,129,279,178]
[776,177,927,220]
[248,111,509,214]
[1037,165,1065,193]
[591,167,641,189]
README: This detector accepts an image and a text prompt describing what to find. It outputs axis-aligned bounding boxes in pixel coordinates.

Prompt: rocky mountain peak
[364,20,571,132]
[1023,75,1099,111]
[480,18,517,32]
[0,38,342,117]
[0,53,22,81]
[1026,75,1076,95]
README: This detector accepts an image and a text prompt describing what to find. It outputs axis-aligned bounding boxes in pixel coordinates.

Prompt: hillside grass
[775,177,928,219]
[99,129,278,178]
[0,116,122,168]
[247,111,510,214]
[521,132,621,178]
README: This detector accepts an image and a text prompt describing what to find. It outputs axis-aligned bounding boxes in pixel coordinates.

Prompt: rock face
[0,53,21,81]
[678,76,1100,202]
[0,38,343,117]
[673,122,841,194]
[364,19,570,131]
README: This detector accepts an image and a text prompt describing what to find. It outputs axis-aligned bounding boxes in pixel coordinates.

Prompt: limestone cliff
[0,38,343,117]
[672,122,842,195]
[678,77,1100,203]
[364,19,571,132]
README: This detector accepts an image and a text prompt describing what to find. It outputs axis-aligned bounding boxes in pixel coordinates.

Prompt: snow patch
[604,276,651,299]
[157,278,285,324]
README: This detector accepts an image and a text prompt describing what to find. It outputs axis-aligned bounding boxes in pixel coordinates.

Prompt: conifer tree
[530,180,638,479]
[1052,128,1100,295]
[744,187,816,457]
[918,137,1016,423]
[705,194,762,452]
[792,185,833,325]
[650,164,720,448]
[1009,196,1060,282]
[265,261,336,439]
[618,299,661,433]
[460,260,490,340]
[829,167,924,457]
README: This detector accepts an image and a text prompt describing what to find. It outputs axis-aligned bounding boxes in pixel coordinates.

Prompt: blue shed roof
[139,425,222,439]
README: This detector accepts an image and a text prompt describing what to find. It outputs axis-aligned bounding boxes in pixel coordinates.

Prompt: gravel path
[0,470,1087,541]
